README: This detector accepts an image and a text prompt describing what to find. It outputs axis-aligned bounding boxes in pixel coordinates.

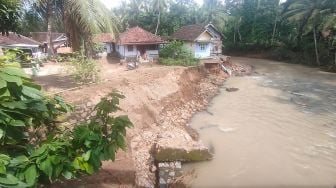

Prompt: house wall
[116,44,137,58]
[103,42,112,53]
[194,42,211,59]
[146,50,159,58]
[116,44,159,58]
[206,25,223,55]
[196,32,212,42]
[183,42,195,55]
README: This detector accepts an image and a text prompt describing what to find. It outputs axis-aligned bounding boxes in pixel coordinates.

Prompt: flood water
[186,57,336,188]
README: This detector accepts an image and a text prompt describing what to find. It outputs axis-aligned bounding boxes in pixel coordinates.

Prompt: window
[199,43,206,51]
[146,44,158,50]
[127,45,133,52]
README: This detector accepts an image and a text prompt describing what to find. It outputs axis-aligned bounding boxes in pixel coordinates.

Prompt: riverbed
[186,57,336,187]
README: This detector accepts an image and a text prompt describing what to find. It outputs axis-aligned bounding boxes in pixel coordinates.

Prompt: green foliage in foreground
[0,51,133,187]
[159,41,199,67]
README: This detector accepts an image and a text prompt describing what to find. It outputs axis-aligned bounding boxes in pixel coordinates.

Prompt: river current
[186,57,336,188]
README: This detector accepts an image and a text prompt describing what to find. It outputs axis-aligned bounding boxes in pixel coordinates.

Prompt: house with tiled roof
[171,23,223,58]
[30,32,68,53]
[116,26,165,59]
[0,32,42,55]
[93,33,115,54]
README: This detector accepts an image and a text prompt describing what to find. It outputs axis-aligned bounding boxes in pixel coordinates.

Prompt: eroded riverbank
[35,60,250,187]
[186,57,336,187]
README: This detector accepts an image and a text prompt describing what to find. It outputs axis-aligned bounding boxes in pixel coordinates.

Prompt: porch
[116,44,160,59]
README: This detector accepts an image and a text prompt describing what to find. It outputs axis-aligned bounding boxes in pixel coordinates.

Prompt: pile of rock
[158,161,182,188]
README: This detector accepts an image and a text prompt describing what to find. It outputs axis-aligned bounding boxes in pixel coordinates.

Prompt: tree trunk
[271,14,278,46]
[313,26,320,66]
[84,35,93,58]
[236,17,242,42]
[271,0,280,46]
[155,5,160,35]
[233,21,237,44]
[233,26,236,44]
[155,11,160,35]
[334,51,336,67]
[46,0,54,56]
[296,9,314,48]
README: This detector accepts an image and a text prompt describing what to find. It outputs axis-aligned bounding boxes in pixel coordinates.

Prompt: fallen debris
[154,130,213,162]
[226,87,239,92]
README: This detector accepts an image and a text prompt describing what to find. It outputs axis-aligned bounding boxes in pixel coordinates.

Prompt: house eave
[118,41,166,45]
[0,44,40,49]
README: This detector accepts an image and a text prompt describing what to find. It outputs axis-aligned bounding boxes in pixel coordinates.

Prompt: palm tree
[153,0,167,35]
[28,0,118,57]
[271,0,281,45]
[282,0,333,65]
[201,0,227,29]
[63,0,118,56]
[46,0,54,56]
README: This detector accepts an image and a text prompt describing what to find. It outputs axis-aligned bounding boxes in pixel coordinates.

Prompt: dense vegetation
[159,41,200,66]
[14,0,117,56]
[112,0,336,69]
[0,51,132,187]
[3,0,336,69]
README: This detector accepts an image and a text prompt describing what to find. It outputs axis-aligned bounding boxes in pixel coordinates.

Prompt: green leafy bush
[92,43,105,55]
[0,51,133,187]
[159,41,199,66]
[66,53,100,83]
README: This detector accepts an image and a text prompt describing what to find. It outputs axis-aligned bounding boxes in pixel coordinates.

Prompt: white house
[30,32,68,53]
[0,32,42,56]
[93,33,115,54]
[116,27,165,59]
[171,24,223,59]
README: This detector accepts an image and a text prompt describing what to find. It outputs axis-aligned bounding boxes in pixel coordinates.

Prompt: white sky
[100,0,204,9]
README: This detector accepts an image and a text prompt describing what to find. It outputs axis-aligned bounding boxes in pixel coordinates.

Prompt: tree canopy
[3,0,336,68]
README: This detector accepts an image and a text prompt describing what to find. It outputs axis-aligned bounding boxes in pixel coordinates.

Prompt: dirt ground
[34,55,250,187]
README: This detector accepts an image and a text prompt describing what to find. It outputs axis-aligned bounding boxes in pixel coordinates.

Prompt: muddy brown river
[186,57,336,187]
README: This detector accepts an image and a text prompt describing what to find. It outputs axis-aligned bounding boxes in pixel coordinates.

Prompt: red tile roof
[93,33,115,43]
[0,32,41,46]
[118,27,165,45]
[171,24,206,41]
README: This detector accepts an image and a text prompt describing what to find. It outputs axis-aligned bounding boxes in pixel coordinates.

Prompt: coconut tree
[282,0,333,65]
[62,0,118,56]
[153,0,167,35]
[27,0,118,57]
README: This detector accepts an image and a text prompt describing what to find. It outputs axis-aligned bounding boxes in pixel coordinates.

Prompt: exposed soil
[34,55,251,187]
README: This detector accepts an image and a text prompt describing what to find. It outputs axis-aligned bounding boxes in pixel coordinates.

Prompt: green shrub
[159,41,199,66]
[92,43,105,55]
[66,53,100,83]
[0,51,133,187]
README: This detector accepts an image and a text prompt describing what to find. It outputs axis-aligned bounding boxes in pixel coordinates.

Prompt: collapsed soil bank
[50,62,250,187]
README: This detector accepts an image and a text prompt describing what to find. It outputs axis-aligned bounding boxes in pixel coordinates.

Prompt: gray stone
[159,178,166,184]
[175,161,182,169]
[169,171,175,177]
[155,145,213,162]
[154,130,213,162]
